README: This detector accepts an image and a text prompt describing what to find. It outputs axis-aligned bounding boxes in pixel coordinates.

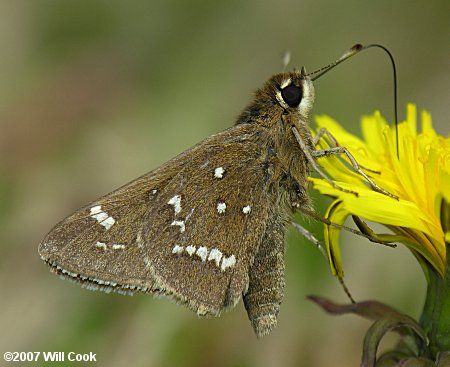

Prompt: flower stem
[420,200,450,357]
[420,259,450,357]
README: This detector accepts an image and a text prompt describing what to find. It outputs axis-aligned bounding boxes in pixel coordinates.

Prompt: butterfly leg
[243,211,286,338]
[312,128,378,173]
[291,126,359,196]
[291,221,327,258]
[311,128,398,199]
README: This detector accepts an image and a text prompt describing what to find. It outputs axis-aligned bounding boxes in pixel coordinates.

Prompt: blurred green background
[0,1,448,366]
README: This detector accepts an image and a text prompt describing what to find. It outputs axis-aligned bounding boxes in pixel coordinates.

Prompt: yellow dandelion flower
[309,104,450,277]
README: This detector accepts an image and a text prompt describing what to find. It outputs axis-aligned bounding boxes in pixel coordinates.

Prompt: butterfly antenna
[308,43,399,158]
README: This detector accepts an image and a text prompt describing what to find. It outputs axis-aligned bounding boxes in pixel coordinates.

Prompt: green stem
[419,258,450,357]
[419,200,450,357]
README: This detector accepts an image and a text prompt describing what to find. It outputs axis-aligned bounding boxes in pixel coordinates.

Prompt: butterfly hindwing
[39,123,273,314]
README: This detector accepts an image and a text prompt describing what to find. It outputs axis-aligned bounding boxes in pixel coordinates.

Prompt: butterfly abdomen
[243,208,286,338]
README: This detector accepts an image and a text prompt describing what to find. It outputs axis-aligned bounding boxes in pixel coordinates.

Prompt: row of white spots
[171,244,236,271]
[90,205,115,230]
[95,241,126,251]
[80,278,147,296]
[168,195,182,215]
[168,195,194,234]
[216,202,251,215]
[51,261,150,296]
[168,188,249,232]
[54,264,78,278]
[168,195,196,234]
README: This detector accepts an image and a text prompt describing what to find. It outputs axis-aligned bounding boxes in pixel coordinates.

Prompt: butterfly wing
[39,122,272,316]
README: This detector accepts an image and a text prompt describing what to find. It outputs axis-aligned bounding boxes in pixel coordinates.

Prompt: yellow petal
[323,200,349,277]
[310,105,448,276]
[310,178,441,237]
[361,111,389,158]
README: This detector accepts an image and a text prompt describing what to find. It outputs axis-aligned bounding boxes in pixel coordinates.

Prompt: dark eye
[281,84,302,108]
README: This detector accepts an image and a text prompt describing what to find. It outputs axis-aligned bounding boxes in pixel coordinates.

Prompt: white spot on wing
[242,205,251,214]
[170,244,236,271]
[221,255,236,271]
[195,246,208,261]
[186,245,196,256]
[112,244,125,250]
[90,205,115,230]
[102,216,115,230]
[217,202,226,214]
[171,220,186,233]
[90,208,108,222]
[214,167,225,178]
[172,244,184,254]
[90,205,102,214]
[168,195,182,215]
[95,241,107,250]
[208,248,222,267]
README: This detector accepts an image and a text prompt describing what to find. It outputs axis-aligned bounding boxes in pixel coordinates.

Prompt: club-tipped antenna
[308,44,399,158]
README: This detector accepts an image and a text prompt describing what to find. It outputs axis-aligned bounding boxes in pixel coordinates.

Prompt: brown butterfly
[39,44,396,337]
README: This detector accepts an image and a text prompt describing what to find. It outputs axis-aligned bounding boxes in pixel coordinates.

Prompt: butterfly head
[272,68,315,118]
[237,68,315,127]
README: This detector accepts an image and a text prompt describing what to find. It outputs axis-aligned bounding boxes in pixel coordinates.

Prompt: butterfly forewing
[39,123,271,314]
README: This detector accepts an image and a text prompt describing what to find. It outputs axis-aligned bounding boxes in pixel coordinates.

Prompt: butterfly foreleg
[291,126,359,196]
[292,126,397,199]
[290,221,326,258]
[311,127,397,199]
